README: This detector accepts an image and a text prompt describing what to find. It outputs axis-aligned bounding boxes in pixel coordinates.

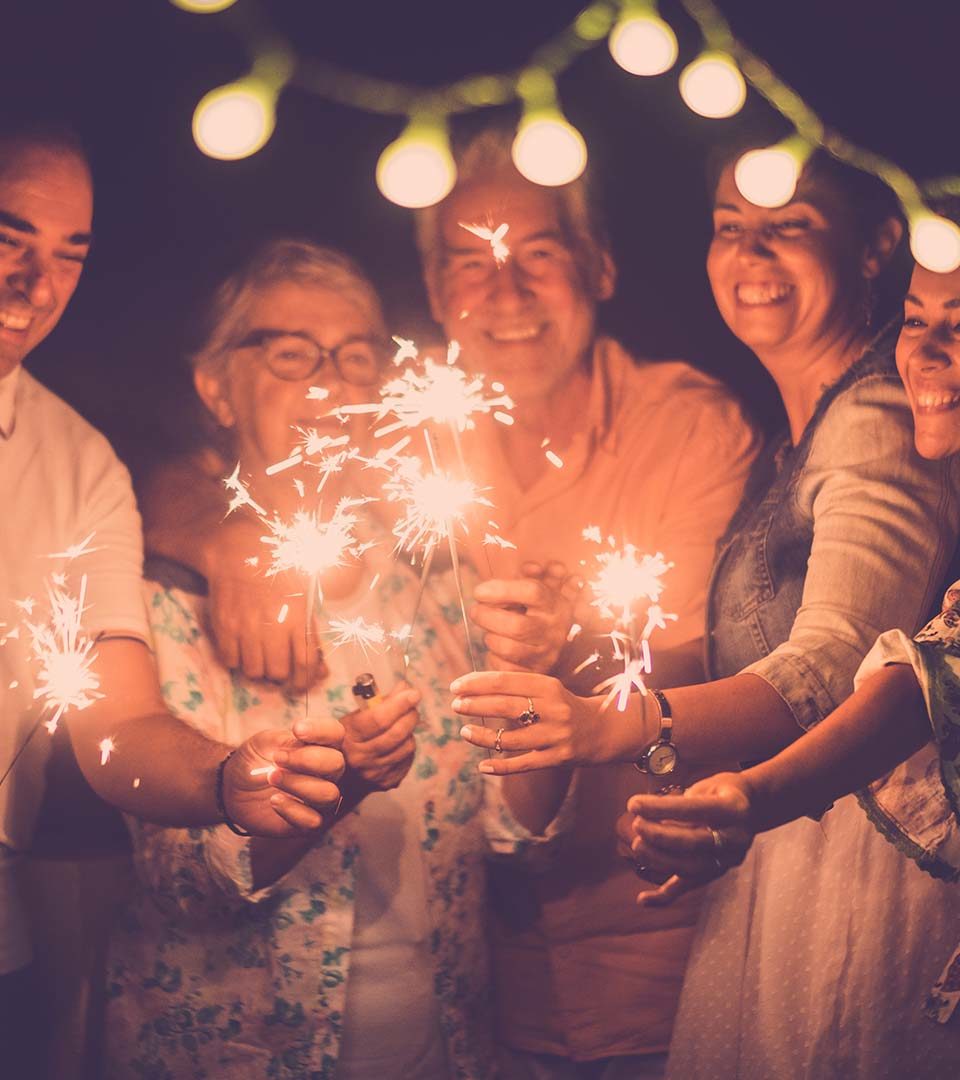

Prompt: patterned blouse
[104,559,558,1079]
[856,578,960,1026]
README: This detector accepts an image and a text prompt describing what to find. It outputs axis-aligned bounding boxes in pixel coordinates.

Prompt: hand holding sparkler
[618,774,755,906]
[452,669,656,773]
[225,714,346,834]
[470,561,581,674]
[341,682,420,794]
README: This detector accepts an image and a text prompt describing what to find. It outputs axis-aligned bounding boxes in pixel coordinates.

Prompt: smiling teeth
[736,283,793,305]
[490,326,540,342]
[0,311,29,330]
[916,391,960,409]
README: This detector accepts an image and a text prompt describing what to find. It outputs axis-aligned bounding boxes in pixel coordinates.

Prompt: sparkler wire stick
[401,545,436,678]
[422,427,478,671]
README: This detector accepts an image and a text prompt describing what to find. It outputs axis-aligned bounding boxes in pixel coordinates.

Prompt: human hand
[470,561,581,674]
[342,683,420,792]
[619,772,756,907]
[452,670,638,773]
[205,515,327,692]
[224,716,346,836]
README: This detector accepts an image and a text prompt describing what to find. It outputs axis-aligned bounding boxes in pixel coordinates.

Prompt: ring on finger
[517,696,540,727]
[494,728,505,753]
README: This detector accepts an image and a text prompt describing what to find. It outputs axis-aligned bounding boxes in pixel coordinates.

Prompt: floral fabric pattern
[104,560,545,1079]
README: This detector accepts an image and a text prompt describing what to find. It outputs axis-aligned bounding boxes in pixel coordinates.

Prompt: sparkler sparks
[459,220,511,265]
[581,529,677,712]
[25,574,102,733]
[385,455,491,562]
[98,737,116,766]
[326,615,387,658]
[334,355,514,436]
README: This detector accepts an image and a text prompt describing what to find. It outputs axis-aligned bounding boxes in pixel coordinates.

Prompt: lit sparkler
[326,615,388,659]
[582,529,676,711]
[25,573,102,734]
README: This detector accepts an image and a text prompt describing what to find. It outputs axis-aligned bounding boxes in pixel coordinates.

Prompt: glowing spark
[573,650,601,675]
[293,478,305,498]
[392,336,419,366]
[307,386,330,400]
[26,574,102,733]
[335,357,514,435]
[277,603,290,624]
[368,572,381,591]
[391,623,412,643]
[265,451,304,476]
[567,623,582,642]
[47,533,100,560]
[98,737,116,766]
[588,541,673,630]
[594,657,651,712]
[14,597,36,615]
[483,533,517,550]
[250,765,273,776]
[494,411,514,426]
[8,680,19,690]
[446,340,461,365]
[459,220,511,265]
[326,616,387,657]
[224,463,267,516]
[261,498,372,588]
[244,556,259,568]
[132,777,141,789]
[545,450,564,469]
[582,525,603,545]
[385,455,491,562]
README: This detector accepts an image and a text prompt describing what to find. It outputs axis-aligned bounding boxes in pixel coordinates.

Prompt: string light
[679,51,746,119]
[193,49,293,161]
[512,110,588,187]
[376,117,457,208]
[177,0,959,251]
[511,68,587,188]
[609,2,678,77]
[170,0,238,12]
[734,136,812,208]
[910,213,960,275]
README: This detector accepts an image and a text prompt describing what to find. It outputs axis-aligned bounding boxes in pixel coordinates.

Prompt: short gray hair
[191,238,386,375]
[414,120,612,297]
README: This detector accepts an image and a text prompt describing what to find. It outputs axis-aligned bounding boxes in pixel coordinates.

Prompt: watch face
[647,743,679,776]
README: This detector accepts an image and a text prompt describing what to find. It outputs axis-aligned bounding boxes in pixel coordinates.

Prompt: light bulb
[911,214,960,274]
[609,12,678,76]
[376,122,456,209]
[734,146,803,208]
[512,113,587,187]
[193,82,275,160]
[679,52,746,119]
[171,0,238,12]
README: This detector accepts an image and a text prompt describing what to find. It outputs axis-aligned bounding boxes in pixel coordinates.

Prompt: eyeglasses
[231,329,388,386]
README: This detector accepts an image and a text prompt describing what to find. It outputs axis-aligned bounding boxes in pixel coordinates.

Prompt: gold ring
[494,728,505,753]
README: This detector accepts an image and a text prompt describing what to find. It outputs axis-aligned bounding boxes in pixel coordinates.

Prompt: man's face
[0,141,93,378]
[426,172,611,403]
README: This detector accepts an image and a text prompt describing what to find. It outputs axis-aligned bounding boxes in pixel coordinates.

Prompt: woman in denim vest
[453,153,960,1076]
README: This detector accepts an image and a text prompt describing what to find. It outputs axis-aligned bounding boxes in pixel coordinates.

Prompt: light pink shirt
[464,338,761,1058]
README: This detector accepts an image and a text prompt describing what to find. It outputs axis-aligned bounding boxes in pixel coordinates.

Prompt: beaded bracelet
[215,750,253,837]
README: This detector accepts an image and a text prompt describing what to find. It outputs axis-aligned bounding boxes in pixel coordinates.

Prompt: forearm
[501,766,572,835]
[66,708,227,825]
[744,663,929,831]
[140,455,225,575]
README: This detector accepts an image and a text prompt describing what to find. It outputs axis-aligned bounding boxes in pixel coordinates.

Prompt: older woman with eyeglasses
[104,240,547,1079]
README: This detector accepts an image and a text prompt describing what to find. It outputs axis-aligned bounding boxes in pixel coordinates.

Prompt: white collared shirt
[0,364,19,439]
[0,367,148,972]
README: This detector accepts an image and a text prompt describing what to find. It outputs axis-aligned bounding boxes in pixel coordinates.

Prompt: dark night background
[4,0,957,480]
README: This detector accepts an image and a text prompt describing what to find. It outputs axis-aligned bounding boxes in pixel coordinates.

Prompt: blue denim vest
[706,332,901,681]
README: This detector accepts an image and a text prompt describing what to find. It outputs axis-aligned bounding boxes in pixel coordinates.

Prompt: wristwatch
[634,688,679,777]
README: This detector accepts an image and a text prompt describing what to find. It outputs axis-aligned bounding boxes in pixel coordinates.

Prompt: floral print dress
[104,559,554,1079]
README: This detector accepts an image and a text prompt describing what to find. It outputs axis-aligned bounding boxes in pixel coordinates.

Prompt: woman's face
[707,163,867,359]
[199,280,385,472]
[897,263,960,459]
